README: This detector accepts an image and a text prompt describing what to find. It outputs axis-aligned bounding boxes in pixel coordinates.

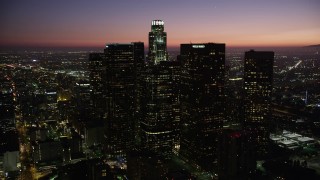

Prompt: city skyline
[1,18,320,178]
[1,0,320,49]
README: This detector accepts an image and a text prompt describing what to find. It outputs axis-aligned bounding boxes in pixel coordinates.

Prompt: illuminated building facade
[243,50,274,158]
[103,42,144,157]
[178,43,225,170]
[148,20,168,65]
[140,61,180,158]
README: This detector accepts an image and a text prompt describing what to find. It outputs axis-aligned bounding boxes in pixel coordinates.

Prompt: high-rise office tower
[103,42,144,157]
[89,53,106,119]
[178,43,225,170]
[89,43,144,157]
[225,66,244,126]
[243,50,274,158]
[68,80,92,121]
[140,61,180,158]
[148,20,168,65]
[139,20,179,158]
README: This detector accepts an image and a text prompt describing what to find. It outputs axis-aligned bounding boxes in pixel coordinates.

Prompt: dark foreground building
[243,50,274,158]
[89,53,106,119]
[178,43,225,170]
[89,42,144,158]
[139,61,180,158]
[103,43,144,157]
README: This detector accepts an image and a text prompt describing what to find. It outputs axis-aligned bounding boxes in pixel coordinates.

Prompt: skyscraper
[140,61,180,158]
[89,42,144,157]
[243,50,274,158]
[103,42,144,157]
[148,20,168,65]
[178,43,225,170]
[138,20,179,158]
[89,53,106,119]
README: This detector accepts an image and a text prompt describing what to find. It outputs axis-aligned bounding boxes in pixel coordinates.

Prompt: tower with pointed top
[148,20,168,65]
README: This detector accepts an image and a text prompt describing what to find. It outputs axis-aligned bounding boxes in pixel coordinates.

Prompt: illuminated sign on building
[192,45,205,48]
[152,20,164,26]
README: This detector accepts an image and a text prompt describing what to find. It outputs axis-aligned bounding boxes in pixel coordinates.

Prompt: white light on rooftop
[192,45,205,48]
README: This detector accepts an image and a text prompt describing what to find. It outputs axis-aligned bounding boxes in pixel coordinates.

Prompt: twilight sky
[1,0,320,48]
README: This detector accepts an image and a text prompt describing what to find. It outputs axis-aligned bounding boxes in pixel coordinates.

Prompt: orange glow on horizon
[1,40,318,49]
[1,1,319,50]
